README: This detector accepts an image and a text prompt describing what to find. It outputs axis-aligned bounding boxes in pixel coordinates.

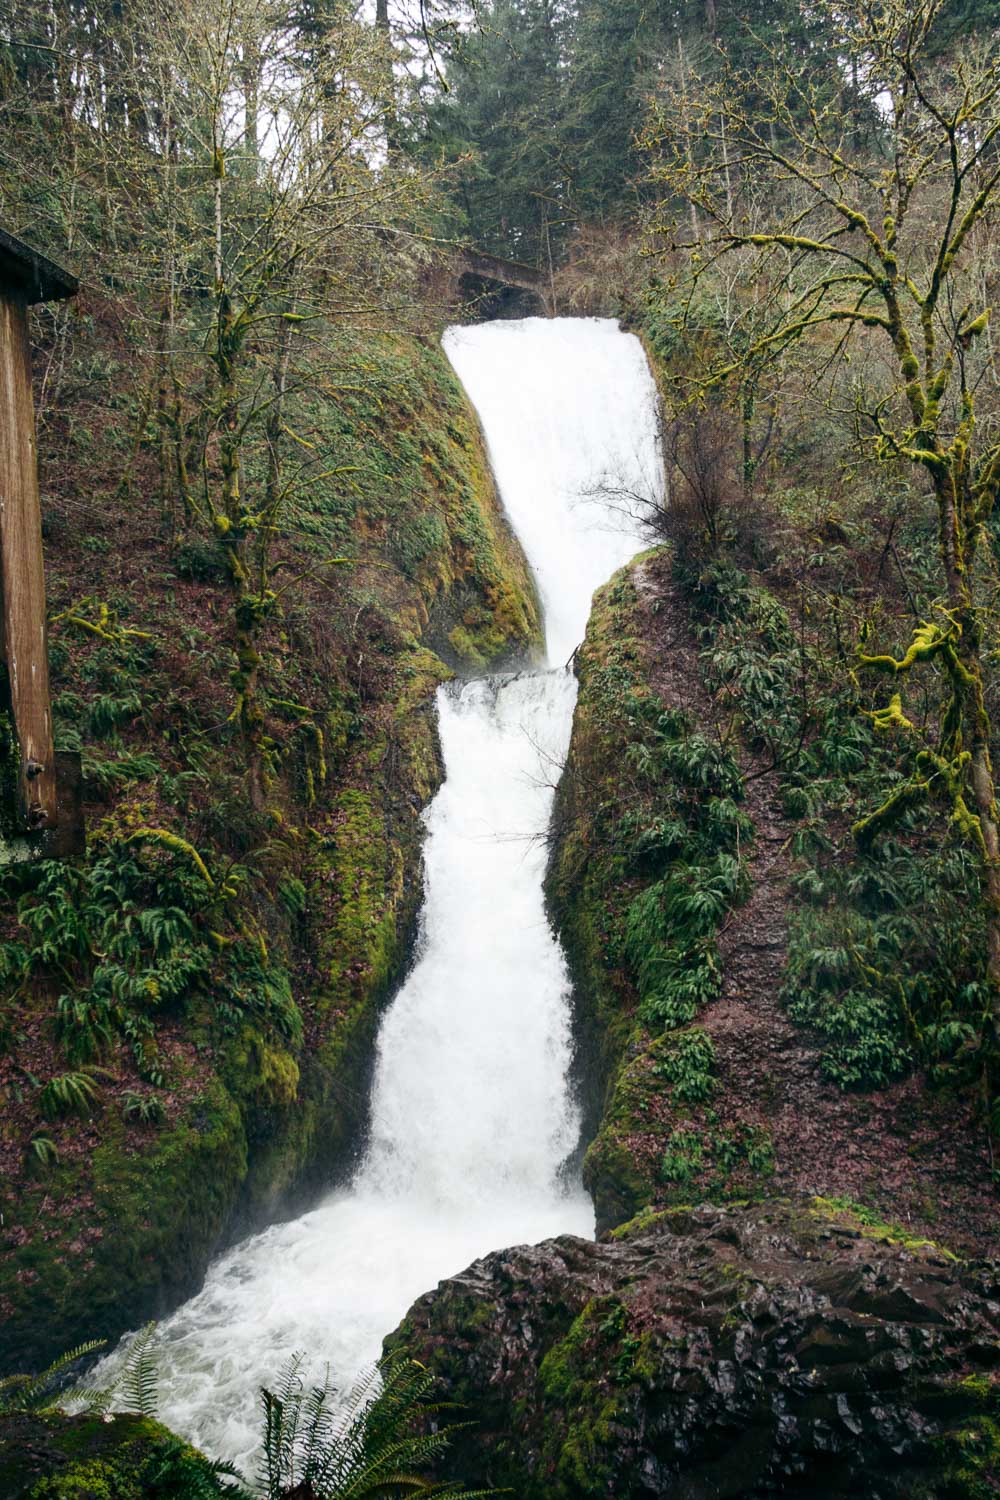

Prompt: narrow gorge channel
[111,317,663,1465]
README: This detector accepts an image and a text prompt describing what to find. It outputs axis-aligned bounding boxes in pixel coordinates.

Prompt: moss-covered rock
[546,563,654,1117]
[0,1411,229,1499]
[1,1077,247,1373]
[923,1374,1000,1500]
[388,1199,1000,1499]
[549,539,997,1255]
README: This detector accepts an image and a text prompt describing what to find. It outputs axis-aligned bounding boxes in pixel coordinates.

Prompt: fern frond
[424,1489,511,1499]
[252,1353,500,1500]
[208,1456,253,1498]
[300,1379,336,1481]
[67,1377,116,1418]
[0,1339,107,1413]
[259,1388,285,1498]
[120,1322,159,1418]
[332,1359,382,1432]
[0,1375,32,1411]
[402,1483,510,1499]
[357,1475,436,1495]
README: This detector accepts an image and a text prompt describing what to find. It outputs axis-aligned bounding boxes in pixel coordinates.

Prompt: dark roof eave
[0,227,78,304]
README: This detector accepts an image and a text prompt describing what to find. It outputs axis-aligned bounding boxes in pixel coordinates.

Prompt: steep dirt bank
[547,548,996,1251]
[0,327,542,1373]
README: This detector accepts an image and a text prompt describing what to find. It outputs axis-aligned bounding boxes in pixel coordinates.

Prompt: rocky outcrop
[389,1199,1000,1499]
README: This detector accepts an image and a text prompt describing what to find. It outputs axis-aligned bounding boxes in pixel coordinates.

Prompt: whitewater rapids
[98,317,662,1465]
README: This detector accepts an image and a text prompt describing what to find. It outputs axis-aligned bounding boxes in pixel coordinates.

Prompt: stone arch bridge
[457,247,551,318]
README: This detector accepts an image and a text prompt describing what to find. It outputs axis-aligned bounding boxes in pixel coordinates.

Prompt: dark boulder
[387,1199,1000,1498]
[0,1410,229,1498]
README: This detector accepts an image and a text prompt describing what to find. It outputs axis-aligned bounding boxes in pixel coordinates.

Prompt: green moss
[581,1025,773,1228]
[446,625,488,671]
[0,1411,229,1499]
[921,1375,1000,1499]
[583,1127,658,1231]
[546,563,666,1106]
[0,1076,247,1371]
[287,332,541,671]
[395,645,452,718]
[547,551,783,1234]
[607,1204,676,1240]
[29,1459,116,1498]
[536,1296,660,1497]
[253,1039,300,1109]
[810,1195,959,1259]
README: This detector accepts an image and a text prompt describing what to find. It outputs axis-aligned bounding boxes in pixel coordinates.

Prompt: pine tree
[419,0,570,260]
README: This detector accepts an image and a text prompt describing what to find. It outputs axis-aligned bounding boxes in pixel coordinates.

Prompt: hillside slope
[0,320,541,1372]
[548,548,996,1251]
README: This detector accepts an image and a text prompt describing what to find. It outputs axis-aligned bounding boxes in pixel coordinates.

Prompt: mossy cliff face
[546,561,654,1110]
[546,551,767,1232]
[388,1199,1000,1499]
[0,329,541,1373]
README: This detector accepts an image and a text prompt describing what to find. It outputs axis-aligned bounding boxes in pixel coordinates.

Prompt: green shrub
[88,690,143,738]
[38,1070,103,1120]
[27,1134,59,1169]
[82,748,160,796]
[652,1028,717,1103]
[3,842,302,1074]
[783,839,987,1088]
[660,1128,704,1184]
[122,1090,166,1126]
[660,1120,774,1192]
[172,538,230,582]
[626,855,747,1035]
[277,874,308,917]
[637,943,721,1031]
[681,557,991,1094]
[604,678,751,1037]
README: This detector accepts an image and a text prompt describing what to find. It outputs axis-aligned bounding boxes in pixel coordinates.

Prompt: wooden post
[1,290,57,829]
[0,228,78,844]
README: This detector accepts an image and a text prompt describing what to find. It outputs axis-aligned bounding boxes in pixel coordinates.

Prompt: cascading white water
[97,317,662,1467]
[444,318,662,667]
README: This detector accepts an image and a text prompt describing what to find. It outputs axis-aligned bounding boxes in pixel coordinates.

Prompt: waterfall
[105,317,662,1466]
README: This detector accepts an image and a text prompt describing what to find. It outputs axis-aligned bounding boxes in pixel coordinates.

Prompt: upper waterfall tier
[443,317,662,665]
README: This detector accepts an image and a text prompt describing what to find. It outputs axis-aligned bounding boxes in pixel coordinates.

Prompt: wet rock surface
[389,1199,1000,1499]
[0,1410,228,1498]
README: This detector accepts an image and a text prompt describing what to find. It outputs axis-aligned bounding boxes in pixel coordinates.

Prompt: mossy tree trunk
[213,277,272,813]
